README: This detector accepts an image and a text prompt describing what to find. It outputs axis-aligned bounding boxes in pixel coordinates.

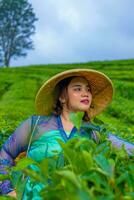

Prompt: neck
[60,110,74,132]
[60,109,71,122]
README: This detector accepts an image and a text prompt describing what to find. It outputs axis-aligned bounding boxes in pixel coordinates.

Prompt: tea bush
[0,59,134,199]
[0,59,134,143]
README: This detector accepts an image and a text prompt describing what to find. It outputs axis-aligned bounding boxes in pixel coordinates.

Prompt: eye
[87,88,91,92]
[74,87,81,91]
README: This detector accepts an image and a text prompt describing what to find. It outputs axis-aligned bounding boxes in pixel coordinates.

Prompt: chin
[78,108,89,112]
[81,106,90,111]
[71,106,90,112]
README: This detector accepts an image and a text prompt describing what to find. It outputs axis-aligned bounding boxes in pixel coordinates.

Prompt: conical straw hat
[35,68,114,118]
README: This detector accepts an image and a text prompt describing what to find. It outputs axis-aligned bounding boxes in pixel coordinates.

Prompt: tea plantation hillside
[0,59,134,144]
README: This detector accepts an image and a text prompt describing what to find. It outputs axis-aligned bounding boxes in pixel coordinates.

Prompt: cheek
[67,93,76,107]
[68,92,78,102]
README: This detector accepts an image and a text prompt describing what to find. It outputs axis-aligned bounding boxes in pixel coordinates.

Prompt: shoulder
[30,114,55,126]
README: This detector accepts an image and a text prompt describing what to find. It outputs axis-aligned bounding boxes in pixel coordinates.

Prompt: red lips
[80,99,89,105]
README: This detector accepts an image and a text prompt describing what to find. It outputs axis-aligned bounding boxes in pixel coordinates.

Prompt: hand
[7,190,17,197]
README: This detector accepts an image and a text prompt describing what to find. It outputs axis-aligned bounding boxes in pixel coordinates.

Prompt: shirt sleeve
[0,117,32,194]
[108,133,134,155]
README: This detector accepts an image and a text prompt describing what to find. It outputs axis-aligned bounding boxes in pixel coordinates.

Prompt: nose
[81,89,89,97]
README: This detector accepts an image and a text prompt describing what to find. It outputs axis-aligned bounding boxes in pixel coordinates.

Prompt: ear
[59,97,66,104]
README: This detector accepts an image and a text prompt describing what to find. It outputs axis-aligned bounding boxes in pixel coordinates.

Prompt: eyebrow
[71,84,90,88]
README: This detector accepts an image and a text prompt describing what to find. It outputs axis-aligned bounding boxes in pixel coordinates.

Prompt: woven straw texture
[35,69,113,118]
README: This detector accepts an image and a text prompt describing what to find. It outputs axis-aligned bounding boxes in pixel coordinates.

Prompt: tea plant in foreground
[1,126,134,200]
[1,112,134,199]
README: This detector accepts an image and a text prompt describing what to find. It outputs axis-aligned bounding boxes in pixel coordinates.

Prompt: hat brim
[35,69,114,118]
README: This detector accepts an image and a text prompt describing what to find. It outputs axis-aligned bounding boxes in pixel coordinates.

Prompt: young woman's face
[60,77,92,112]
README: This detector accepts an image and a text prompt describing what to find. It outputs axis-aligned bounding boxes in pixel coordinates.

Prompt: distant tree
[0,0,38,67]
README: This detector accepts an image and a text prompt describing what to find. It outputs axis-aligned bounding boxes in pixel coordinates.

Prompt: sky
[11,0,134,67]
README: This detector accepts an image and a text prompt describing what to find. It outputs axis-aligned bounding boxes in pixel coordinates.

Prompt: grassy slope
[0,59,134,142]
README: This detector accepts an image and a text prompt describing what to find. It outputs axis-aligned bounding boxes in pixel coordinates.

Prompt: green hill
[0,59,134,144]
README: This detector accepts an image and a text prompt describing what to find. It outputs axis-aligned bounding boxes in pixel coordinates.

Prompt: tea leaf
[94,154,113,178]
[12,157,36,171]
[69,112,84,131]
[56,170,81,188]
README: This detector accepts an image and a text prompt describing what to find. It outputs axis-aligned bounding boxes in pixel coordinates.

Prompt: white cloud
[11,0,134,66]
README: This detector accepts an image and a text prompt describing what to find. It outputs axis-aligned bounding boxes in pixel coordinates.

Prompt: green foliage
[0,73,134,199]
[0,197,15,200]
[0,0,37,67]
[8,136,134,199]
[69,112,84,131]
[0,60,134,144]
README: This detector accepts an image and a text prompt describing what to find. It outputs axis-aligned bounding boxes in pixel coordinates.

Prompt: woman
[0,69,134,198]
